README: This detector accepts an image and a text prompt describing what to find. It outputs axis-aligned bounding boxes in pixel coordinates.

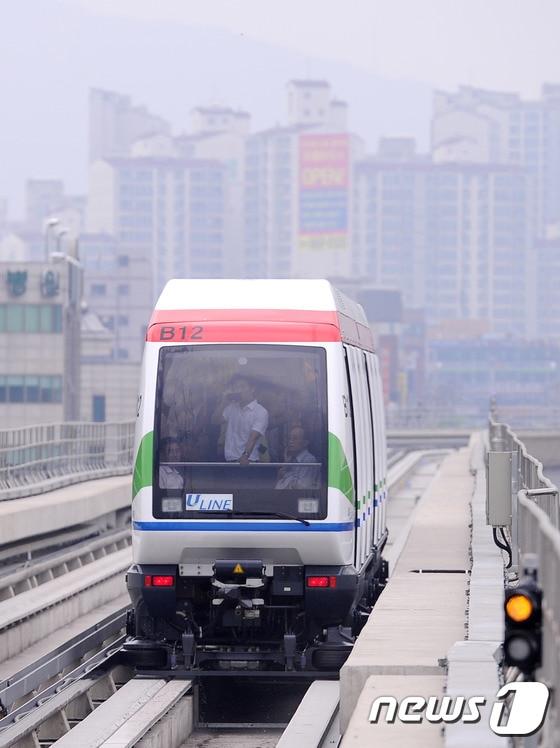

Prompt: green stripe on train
[132,430,153,498]
[328,432,354,505]
[133,430,354,506]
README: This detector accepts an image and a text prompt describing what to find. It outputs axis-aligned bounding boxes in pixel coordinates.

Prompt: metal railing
[488,413,560,746]
[0,421,135,501]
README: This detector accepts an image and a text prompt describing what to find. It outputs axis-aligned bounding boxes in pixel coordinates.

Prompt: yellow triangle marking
[233,563,245,574]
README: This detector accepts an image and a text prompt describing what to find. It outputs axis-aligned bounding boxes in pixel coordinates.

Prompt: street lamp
[55,228,69,254]
[44,217,60,261]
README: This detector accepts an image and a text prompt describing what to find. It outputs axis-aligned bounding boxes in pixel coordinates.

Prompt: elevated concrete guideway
[339,435,505,746]
[0,430,519,746]
[340,448,471,745]
[0,475,130,546]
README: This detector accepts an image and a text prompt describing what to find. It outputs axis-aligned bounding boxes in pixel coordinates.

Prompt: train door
[345,345,374,569]
[364,351,379,546]
[370,354,387,537]
[376,354,388,532]
[342,345,358,567]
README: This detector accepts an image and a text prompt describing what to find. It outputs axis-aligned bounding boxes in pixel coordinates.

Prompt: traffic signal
[503,578,542,674]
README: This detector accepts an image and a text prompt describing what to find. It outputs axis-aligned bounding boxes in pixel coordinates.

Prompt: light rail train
[125,279,388,672]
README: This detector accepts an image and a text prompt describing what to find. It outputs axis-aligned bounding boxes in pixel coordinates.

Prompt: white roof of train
[156,279,367,325]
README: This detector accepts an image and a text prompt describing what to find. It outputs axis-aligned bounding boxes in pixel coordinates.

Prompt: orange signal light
[506,594,534,623]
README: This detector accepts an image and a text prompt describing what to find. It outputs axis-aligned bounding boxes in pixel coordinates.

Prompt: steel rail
[0,606,128,718]
[0,636,127,737]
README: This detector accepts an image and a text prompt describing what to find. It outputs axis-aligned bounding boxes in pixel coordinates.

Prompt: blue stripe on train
[133,520,354,533]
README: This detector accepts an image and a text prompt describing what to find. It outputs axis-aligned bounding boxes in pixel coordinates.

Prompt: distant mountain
[1,0,432,216]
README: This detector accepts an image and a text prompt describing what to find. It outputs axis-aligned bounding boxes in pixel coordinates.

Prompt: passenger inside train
[275,426,320,489]
[155,344,327,517]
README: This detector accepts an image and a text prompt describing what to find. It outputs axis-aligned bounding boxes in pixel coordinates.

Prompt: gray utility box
[486,451,513,527]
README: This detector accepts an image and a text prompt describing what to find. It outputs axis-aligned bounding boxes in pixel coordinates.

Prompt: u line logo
[368,682,550,737]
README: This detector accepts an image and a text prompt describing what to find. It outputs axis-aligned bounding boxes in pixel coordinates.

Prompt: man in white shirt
[276,426,320,489]
[222,375,269,465]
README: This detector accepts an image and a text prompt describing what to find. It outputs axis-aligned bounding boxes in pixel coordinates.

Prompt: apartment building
[432,84,560,236]
[244,80,363,279]
[353,143,533,335]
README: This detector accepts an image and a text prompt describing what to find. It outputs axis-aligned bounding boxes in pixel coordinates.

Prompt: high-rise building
[89,88,171,162]
[80,309,140,422]
[432,85,560,235]
[24,179,86,235]
[353,143,534,335]
[81,233,152,362]
[244,80,362,279]
[0,255,82,427]
[286,80,348,130]
[530,238,560,340]
[88,155,234,306]
[87,100,250,358]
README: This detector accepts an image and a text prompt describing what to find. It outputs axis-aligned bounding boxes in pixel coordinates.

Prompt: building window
[117,254,130,267]
[24,306,40,332]
[117,315,129,326]
[7,376,24,403]
[91,284,107,297]
[6,306,23,332]
[0,304,62,333]
[0,375,61,403]
[40,376,62,403]
[117,284,129,296]
[92,394,106,422]
[25,376,40,402]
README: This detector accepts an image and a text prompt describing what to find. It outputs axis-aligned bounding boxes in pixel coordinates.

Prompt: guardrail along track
[0,607,128,719]
[0,634,129,746]
[0,420,134,501]
[489,413,560,744]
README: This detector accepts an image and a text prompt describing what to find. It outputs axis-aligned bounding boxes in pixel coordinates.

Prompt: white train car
[126,279,388,672]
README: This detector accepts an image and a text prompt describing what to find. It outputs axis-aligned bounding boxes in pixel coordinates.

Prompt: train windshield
[153,344,328,520]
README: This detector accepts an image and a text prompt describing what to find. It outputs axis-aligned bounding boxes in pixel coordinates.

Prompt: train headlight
[162,498,182,512]
[298,499,319,514]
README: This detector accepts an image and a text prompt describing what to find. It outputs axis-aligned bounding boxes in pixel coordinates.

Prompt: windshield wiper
[222,510,310,526]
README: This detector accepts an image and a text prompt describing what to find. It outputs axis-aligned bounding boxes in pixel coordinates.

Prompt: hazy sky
[3,0,560,217]
[74,0,560,96]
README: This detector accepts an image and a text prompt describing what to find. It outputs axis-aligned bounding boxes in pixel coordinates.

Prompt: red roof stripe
[149,309,339,325]
[146,309,374,350]
[146,321,341,343]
